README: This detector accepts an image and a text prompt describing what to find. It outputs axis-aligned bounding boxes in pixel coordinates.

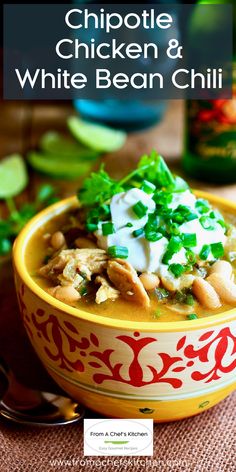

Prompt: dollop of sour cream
[95,188,226,274]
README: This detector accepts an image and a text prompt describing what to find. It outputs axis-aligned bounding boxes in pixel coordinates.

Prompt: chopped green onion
[141,180,156,194]
[145,213,158,231]
[126,222,133,228]
[108,245,128,259]
[162,250,174,265]
[153,214,161,227]
[217,219,227,230]
[169,263,185,278]
[102,222,115,236]
[158,227,168,238]
[172,213,185,224]
[196,199,210,207]
[87,205,111,225]
[168,223,180,235]
[86,222,98,232]
[100,204,110,216]
[175,205,198,222]
[132,201,148,219]
[159,207,173,219]
[154,287,170,300]
[185,212,198,222]
[186,294,195,306]
[187,313,198,320]
[200,216,215,230]
[175,291,186,303]
[199,244,211,260]
[214,211,227,230]
[153,309,161,319]
[182,233,197,248]
[79,285,88,297]
[184,264,193,273]
[197,206,209,214]
[195,199,210,214]
[133,228,144,238]
[145,231,163,242]
[176,205,189,214]
[152,191,172,205]
[211,242,224,259]
[144,213,163,241]
[176,290,194,304]
[186,249,196,265]
[167,236,183,253]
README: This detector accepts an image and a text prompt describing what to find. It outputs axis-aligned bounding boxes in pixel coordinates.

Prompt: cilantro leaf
[137,150,175,188]
[78,167,123,206]
[0,183,58,257]
[0,221,13,238]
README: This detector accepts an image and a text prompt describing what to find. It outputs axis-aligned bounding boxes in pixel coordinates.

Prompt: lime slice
[40,131,99,161]
[67,117,127,152]
[27,152,94,180]
[0,154,28,199]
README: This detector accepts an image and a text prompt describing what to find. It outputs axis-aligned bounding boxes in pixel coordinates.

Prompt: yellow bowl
[13,192,236,422]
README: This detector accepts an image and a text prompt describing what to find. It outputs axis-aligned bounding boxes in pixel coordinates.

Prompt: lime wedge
[40,131,99,161]
[27,152,94,180]
[0,154,28,199]
[67,117,127,152]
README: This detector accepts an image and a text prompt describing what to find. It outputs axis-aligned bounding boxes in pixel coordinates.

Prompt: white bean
[50,231,66,250]
[209,260,232,279]
[192,277,221,309]
[47,285,80,303]
[207,273,236,305]
[139,273,160,291]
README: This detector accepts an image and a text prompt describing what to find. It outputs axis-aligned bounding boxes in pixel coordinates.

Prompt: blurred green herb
[78,166,124,206]
[153,309,161,319]
[0,156,59,256]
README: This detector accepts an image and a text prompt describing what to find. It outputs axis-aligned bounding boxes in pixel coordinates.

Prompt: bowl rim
[13,191,236,332]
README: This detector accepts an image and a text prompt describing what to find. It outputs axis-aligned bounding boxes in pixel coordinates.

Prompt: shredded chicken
[107,259,150,307]
[39,254,67,282]
[95,275,120,304]
[39,248,108,288]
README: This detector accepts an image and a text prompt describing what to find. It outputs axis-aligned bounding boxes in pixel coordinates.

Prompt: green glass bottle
[182,0,236,183]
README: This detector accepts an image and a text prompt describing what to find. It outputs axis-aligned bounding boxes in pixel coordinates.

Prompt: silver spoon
[0,359,85,426]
